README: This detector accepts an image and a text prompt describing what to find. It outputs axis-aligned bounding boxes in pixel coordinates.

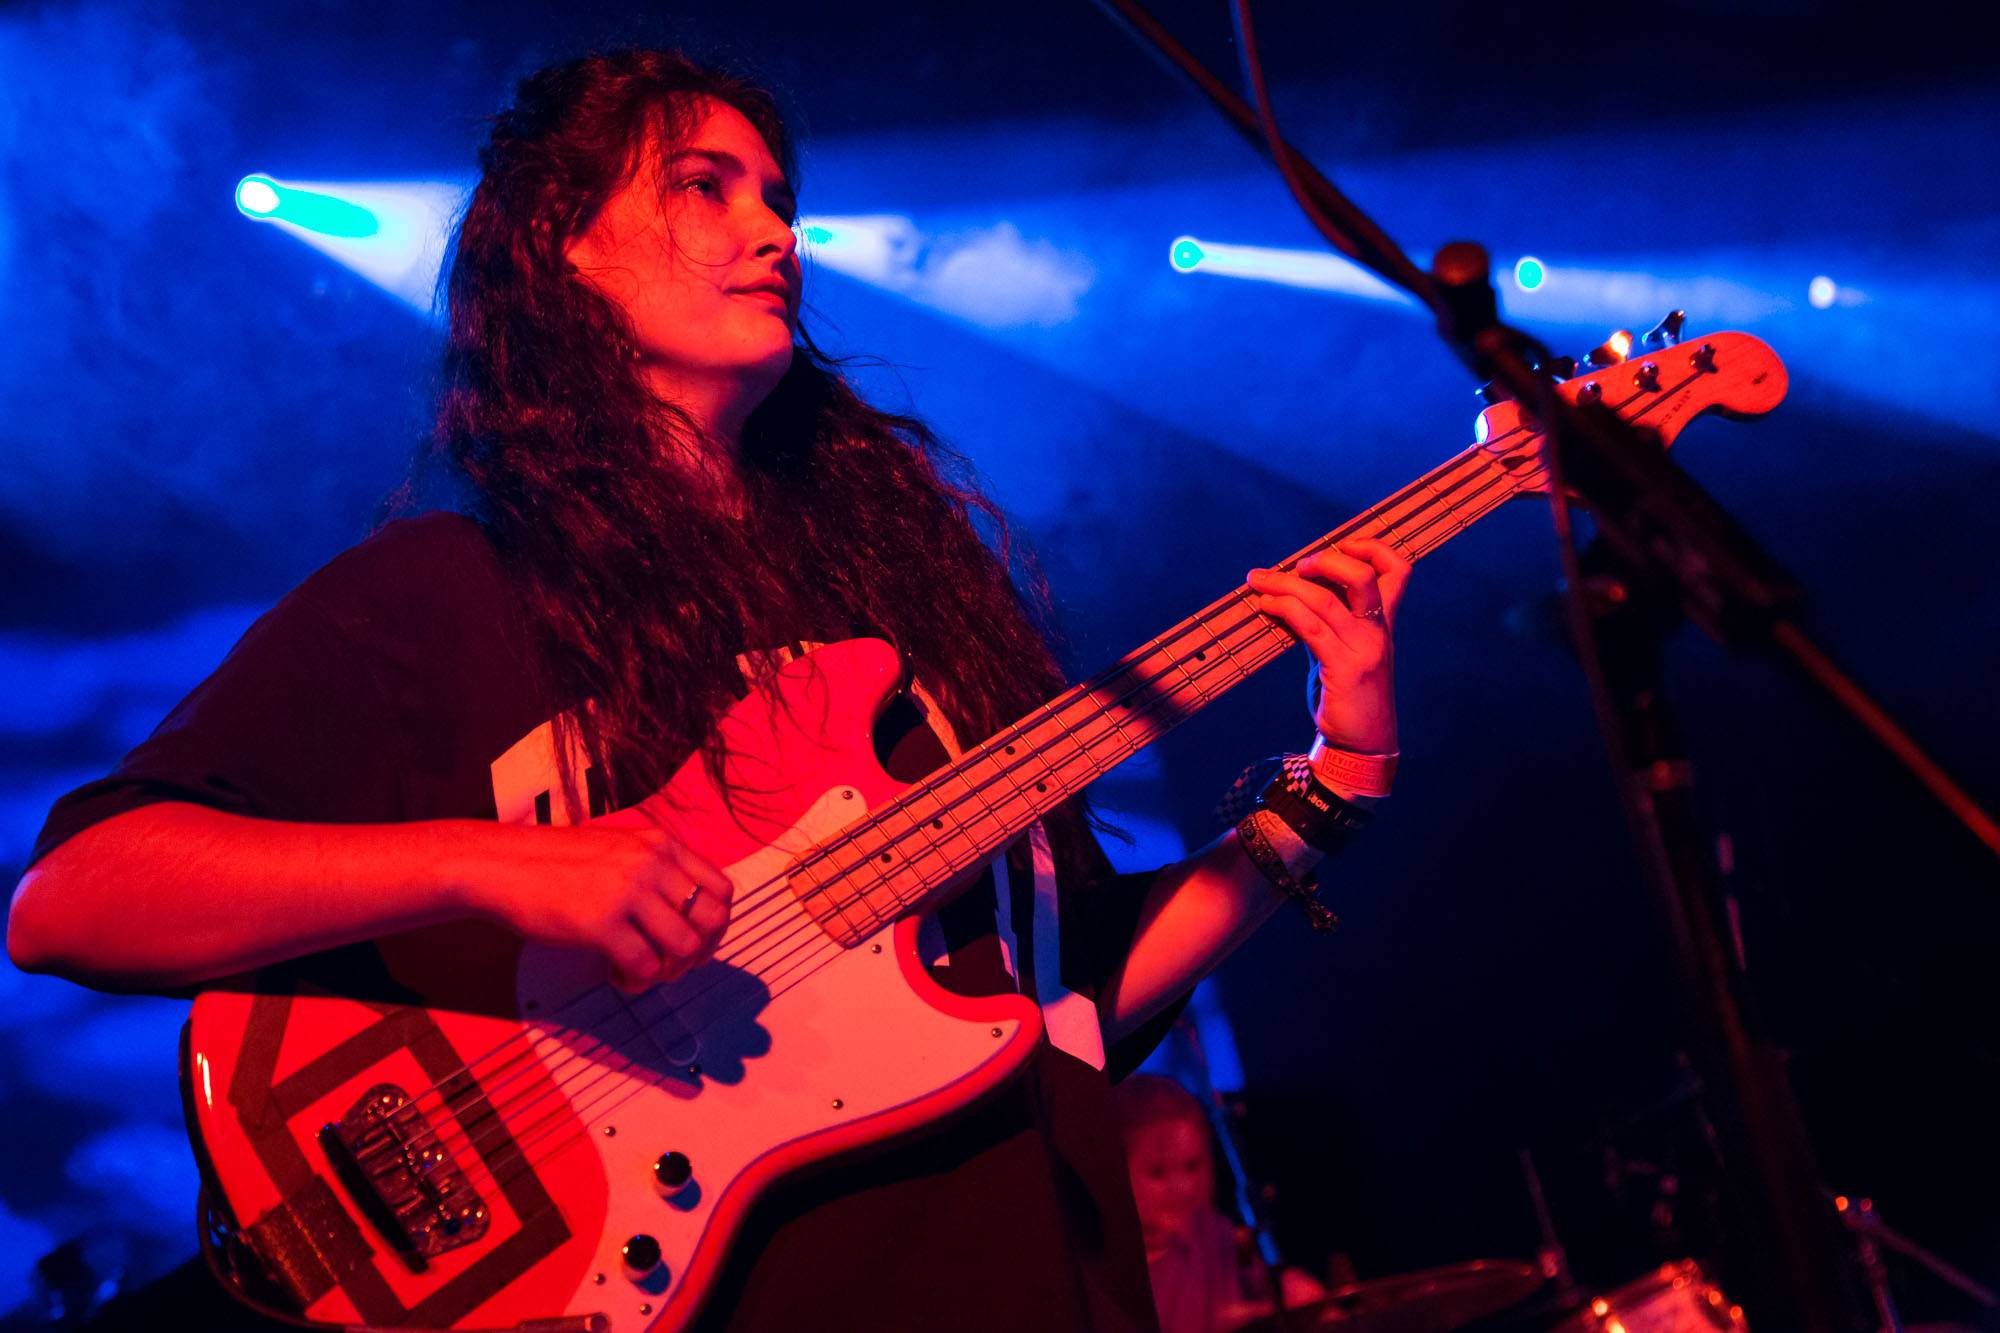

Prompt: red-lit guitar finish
[184,330,1787,1331]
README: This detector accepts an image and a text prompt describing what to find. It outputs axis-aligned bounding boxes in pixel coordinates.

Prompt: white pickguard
[514,786,1031,1333]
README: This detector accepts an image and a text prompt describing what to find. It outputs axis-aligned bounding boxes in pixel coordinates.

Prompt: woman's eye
[679,174,721,198]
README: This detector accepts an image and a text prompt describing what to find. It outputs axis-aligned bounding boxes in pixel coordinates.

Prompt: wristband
[1308,736,1398,798]
[1260,755,1373,855]
[1236,809,1338,932]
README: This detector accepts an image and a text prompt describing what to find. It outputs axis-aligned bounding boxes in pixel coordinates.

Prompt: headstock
[1472,315,1788,497]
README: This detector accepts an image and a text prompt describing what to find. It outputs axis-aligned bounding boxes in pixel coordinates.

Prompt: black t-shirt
[34,513,1176,1332]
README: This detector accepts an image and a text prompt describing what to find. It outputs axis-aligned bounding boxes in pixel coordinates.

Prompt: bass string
[343,596,1294,1198]
[339,371,1715,1201]
[692,434,1525,969]
[337,445,1532,1190]
[375,457,1533,1198]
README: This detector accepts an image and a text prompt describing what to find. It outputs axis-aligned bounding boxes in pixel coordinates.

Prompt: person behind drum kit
[1116,1074,1328,1333]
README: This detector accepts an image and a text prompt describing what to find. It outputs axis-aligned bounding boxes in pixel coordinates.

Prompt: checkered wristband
[1221,753,1371,932]
[1261,755,1373,855]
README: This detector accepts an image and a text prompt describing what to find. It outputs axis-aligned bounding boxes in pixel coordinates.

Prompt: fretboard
[787,425,1544,945]
[778,328,1787,944]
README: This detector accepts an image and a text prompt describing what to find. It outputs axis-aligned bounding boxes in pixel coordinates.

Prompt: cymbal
[1238,1259,1544,1333]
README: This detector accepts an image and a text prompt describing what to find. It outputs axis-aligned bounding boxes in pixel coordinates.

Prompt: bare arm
[7,801,731,994]
[1097,831,1288,1045]
[1101,537,1412,1044]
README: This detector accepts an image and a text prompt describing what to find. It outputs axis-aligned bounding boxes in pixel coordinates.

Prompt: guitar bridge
[320,1083,489,1270]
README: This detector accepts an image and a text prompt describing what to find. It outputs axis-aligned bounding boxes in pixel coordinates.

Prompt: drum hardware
[1520,1147,1579,1300]
[1236,1259,1546,1333]
[1560,1260,1745,1333]
[1829,1193,1996,1333]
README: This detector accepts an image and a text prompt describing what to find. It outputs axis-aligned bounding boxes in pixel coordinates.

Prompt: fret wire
[980,741,1044,837]
[1399,471,1518,561]
[1203,591,1261,686]
[980,747,1052,830]
[939,758,1020,855]
[1149,631,1217,711]
[1373,480,1481,563]
[1019,715,1103,797]
[893,789,962,881]
[785,855,831,931]
[833,455,1484,909]
[1010,707,1102,787]
[802,852,872,941]
[1275,449,1487,571]
[1358,460,1484,555]
[1113,644,1200,737]
[1074,679,1145,773]
[800,445,1529,926]
[827,594,1305,918]
[823,841,891,931]
[855,824,947,938]
[1221,587,1290,674]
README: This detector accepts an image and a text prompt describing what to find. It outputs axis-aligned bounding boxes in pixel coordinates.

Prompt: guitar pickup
[320,1082,489,1270]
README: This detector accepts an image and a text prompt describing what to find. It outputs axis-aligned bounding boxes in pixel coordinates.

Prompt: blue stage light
[1514,255,1547,290]
[234,174,378,237]
[235,176,279,216]
[801,213,1093,329]
[1808,275,1837,309]
[233,174,469,315]
[1161,235,1411,305]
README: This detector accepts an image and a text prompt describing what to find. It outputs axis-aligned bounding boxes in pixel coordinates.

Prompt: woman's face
[564,97,801,439]
[1125,1116,1216,1246]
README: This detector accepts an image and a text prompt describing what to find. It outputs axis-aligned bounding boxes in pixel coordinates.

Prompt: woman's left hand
[1246,537,1412,756]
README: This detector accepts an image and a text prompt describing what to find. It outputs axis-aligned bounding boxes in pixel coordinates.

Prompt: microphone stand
[1087,2,2000,1328]
[1177,1014,1301,1333]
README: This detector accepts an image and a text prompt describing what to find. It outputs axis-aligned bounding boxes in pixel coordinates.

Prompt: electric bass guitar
[184,322,1787,1332]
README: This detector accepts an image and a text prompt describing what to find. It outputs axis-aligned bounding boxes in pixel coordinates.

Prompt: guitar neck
[790,435,1534,938]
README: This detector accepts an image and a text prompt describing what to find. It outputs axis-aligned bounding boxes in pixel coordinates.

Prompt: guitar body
[185,638,1045,1333]
[181,322,1789,1333]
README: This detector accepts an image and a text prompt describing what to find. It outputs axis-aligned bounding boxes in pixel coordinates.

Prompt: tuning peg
[1476,380,1511,404]
[1544,355,1579,381]
[1640,311,1687,349]
[1584,331,1633,368]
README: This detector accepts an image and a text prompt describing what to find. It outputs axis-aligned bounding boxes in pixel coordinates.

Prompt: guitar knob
[654,1151,693,1190]
[623,1233,662,1278]
[1641,310,1687,349]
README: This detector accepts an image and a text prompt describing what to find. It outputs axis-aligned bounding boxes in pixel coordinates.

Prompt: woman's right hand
[461,824,735,993]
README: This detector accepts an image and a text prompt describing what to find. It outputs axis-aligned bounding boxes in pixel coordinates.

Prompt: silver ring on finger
[682,885,702,915]
[1352,604,1385,622]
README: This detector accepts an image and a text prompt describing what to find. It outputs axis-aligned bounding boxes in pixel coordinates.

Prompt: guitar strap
[996,826,1106,1072]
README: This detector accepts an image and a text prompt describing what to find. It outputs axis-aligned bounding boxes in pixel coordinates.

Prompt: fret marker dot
[1035,781,1048,792]
[1004,745,1016,754]
[879,852,892,862]
[1194,650,1206,660]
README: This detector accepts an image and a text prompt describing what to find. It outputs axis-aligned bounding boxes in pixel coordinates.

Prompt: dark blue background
[2,0,1995,1323]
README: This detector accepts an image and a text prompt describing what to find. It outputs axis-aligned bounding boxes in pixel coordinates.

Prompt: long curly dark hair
[394,49,1097,862]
